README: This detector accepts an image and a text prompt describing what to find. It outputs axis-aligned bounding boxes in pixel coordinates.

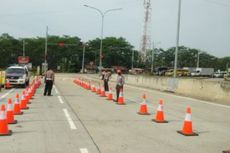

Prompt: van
[5,66,30,87]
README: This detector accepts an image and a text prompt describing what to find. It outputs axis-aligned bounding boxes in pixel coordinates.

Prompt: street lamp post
[81,43,86,73]
[84,5,122,70]
[173,0,182,78]
[131,50,134,69]
[197,51,201,68]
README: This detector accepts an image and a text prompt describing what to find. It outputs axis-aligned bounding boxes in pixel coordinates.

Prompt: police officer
[44,68,55,96]
[115,69,125,102]
[104,70,111,92]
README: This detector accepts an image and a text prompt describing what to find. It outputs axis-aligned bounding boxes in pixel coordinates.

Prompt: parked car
[129,68,144,75]
[165,69,189,77]
[213,70,227,78]
[154,67,168,76]
[5,65,30,88]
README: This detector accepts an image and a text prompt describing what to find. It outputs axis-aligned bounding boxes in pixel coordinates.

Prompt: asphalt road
[0,73,229,153]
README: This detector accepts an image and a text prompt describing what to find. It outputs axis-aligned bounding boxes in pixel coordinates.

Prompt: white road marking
[63,108,77,130]
[0,89,14,99]
[126,84,230,109]
[53,85,59,94]
[57,96,64,104]
[80,148,89,153]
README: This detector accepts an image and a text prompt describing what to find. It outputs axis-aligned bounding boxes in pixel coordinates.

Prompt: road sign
[18,56,30,64]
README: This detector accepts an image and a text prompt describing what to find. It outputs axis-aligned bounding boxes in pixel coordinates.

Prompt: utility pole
[23,40,26,57]
[151,42,155,73]
[44,26,48,72]
[173,0,182,78]
[197,51,201,68]
[81,43,86,73]
[131,50,134,69]
[45,26,48,64]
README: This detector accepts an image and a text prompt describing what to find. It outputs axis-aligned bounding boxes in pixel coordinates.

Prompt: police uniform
[44,69,55,96]
[116,72,125,102]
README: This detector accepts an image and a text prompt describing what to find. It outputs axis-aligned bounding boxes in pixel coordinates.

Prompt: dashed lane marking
[63,108,77,130]
[80,148,89,153]
[58,96,64,104]
[53,85,59,94]
[0,89,15,99]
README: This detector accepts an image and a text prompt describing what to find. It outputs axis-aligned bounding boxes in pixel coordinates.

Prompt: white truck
[191,68,214,77]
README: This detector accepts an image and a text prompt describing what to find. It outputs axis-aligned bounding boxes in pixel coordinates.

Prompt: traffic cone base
[8,120,17,124]
[0,130,12,136]
[117,102,126,105]
[107,95,113,101]
[14,112,24,115]
[177,130,198,136]
[152,119,168,123]
[21,107,29,110]
[138,112,150,115]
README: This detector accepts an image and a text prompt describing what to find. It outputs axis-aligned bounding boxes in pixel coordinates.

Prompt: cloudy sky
[0,0,229,57]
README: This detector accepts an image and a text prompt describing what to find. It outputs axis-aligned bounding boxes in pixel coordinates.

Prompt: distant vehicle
[165,69,189,77]
[154,67,168,76]
[191,68,214,77]
[182,67,196,75]
[5,66,30,87]
[224,68,230,81]
[0,71,6,87]
[213,70,227,78]
[129,68,144,75]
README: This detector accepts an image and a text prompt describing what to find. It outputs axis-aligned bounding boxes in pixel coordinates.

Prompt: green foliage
[0,33,229,72]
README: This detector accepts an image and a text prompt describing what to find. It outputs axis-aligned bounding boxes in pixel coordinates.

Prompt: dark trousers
[44,80,53,96]
[116,85,123,101]
[104,80,109,92]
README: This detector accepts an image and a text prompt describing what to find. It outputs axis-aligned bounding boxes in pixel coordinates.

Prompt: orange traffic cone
[14,93,23,115]
[96,86,101,95]
[177,107,198,136]
[152,99,168,123]
[25,89,31,104]
[7,99,17,124]
[0,104,12,136]
[88,82,91,90]
[117,89,125,105]
[137,94,150,115]
[91,85,95,92]
[100,87,106,97]
[20,91,29,110]
[5,79,11,89]
[107,88,113,101]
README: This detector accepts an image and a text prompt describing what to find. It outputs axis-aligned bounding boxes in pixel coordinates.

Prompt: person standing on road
[44,68,55,96]
[104,70,111,92]
[115,69,125,102]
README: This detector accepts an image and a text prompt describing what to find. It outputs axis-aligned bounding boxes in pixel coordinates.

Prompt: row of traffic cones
[137,94,198,136]
[74,78,198,137]
[74,78,125,105]
[0,76,41,136]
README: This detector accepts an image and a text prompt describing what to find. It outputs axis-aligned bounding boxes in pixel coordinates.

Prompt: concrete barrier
[84,74,230,104]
